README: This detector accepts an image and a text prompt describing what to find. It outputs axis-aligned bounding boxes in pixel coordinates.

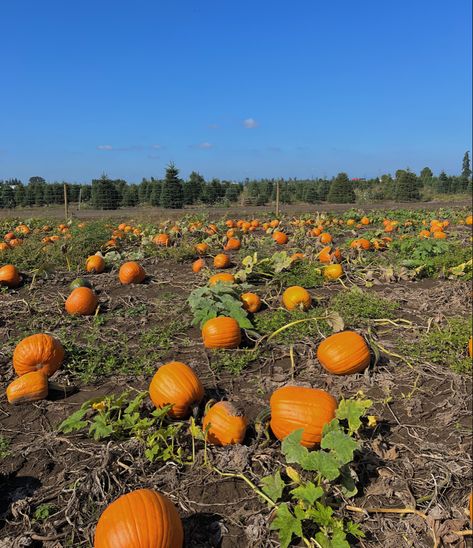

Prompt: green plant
[330,288,399,326]
[0,436,11,460]
[210,348,261,374]
[33,503,55,522]
[275,260,323,289]
[58,391,189,463]
[260,397,372,547]
[254,308,330,343]
[235,251,293,282]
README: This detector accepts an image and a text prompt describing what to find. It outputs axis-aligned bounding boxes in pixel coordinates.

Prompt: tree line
[0,153,471,210]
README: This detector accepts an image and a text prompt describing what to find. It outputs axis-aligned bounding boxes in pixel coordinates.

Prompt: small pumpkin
[153,233,170,246]
[195,242,209,254]
[360,216,370,225]
[13,334,64,377]
[203,401,248,445]
[70,277,93,291]
[6,371,48,404]
[65,287,99,316]
[149,361,204,419]
[318,246,342,264]
[94,488,183,548]
[86,255,105,274]
[240,292,262,313]
[323,264,343,281]
[282,286,312,311]
[209,273,235,286]
[213,253,231,269]
[272,231,288,245]
[317,331,370,375]
[202,316,241,349]
[0,242,10,252]
[192,258,205,273]
[270,386,337,448]
[468,337,472,357]
[119,261,146,284]
[319,232,333,244]
[224,237,241,251]
[350,238,371,250]
[0,264,21,288]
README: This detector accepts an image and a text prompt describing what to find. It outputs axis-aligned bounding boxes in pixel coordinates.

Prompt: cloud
[197,142,213,149]
[97,144,145,152]
[243,118,258,129]
[151,144,162,149]
[97,144,113,150]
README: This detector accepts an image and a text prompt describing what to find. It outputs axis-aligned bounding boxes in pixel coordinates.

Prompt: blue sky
[1,0,471,183]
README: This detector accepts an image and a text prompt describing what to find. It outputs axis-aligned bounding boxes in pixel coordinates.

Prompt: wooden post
[78,187,82,211]
[63,184,69,222]
[275,179,280,217]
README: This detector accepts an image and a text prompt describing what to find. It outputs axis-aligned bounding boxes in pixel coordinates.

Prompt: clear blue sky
[1,0,471,183]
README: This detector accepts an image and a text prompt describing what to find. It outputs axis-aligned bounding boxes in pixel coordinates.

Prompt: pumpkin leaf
[281,429,308,465]
[269,503,303,548]
[260,470,285,503]
[336,398,372,434]
[320,430,359,466]
[290,482,323,506]
[57,405,89,433]
[325,310,345,333]
[89,414,114,440]
[302,451,341,481]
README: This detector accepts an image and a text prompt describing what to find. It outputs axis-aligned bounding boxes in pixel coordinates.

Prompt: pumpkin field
[0,206,472,548]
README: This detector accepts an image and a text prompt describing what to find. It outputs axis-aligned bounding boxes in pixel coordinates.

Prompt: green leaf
[345,520,365,539]
[89,415,114,440]
[260,470,285,503]
[330,528,350,548]
[269,503,303,548]
[339,466,358,497]
[302,451,340,481]
[290,482,323,505]
[320,430,359,465]
[309,501,333,527]
[335,398,372,433]
[57,405,89,433]
[281,430,309,465]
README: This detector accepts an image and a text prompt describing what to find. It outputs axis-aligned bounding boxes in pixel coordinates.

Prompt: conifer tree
[395,170,420,201]
[160,163,184,208]
[327,173,355,203]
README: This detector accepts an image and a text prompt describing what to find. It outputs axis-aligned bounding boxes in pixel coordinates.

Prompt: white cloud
[97,144,113,150]
[243,118,258,129]
[198,142,213,149]
[151,144,162,149]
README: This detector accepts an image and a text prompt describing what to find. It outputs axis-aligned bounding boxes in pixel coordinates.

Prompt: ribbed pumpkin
[209,273,235,286]
[270,386,337,448]
[13,334,64,377]
[6,371,48,405]
[202,316,241,349]
[240,292,262,313]
[192,258,205,273]
[0,242,9,252]
[0,264,21,288]
[119,261,146,284]
[282,286,312,311]
[86,255,105,273]
[149,361,204,419]
[94,488,183,548]
[213,253,231,269]
[318,247,342,264]
[317,331,370,375]
[323,264,343,281]
[272,231,288,245]
[203,401,248,446]
[360,216,370,225]
[350,238,371,250]
[224,237,241,251]
[195,242,209,254]
[319,232,333,244]
[153,233,170,247]
[65,287,98,316]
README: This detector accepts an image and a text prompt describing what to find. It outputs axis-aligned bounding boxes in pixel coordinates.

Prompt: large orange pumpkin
[195,242,209,255]
[0,264,21,288]
[323,264,343,281]
[350,238,371,250]
[119,262,146,284]
[224,237,241,251]
[86,255,106,274]
[270,386,337,448]
[282,286,312,311]
[153,233,170,247]
[13,334,64,377]
[317,331,370,375]
[272,231,288,245]
[94,488,183,548]
[6,371,48,404]
[149,361,204,419]
[65,287,99,316]
[202,316,241,349]
[213,253,231,269]
[203,401,248,446]
[208,273,235,286]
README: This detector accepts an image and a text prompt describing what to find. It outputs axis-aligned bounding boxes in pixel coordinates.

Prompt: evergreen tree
[43,184,54,205]
[395,171,420,201]
[462,151,471,180]
[160,163,184,208]
[2,184,16,208]
[420,167,433,180]
[225,185,239,202]
[436,171,451,194]
[14,183,26,206]
[80,185,92,203]
[201,184,218,204]
[91,174,120,209]
[122,185,139,206]
[186,171,204,204]
[149,180,162,206]
[327,173,356,203]
[305,184,318,204]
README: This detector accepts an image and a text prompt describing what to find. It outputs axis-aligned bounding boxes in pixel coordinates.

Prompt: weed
[33,503,55,522]
[254,307,330,343]
[274,260,324,289]
[330,287,399,326]
[0,436,11,460]
[210,348,261,374]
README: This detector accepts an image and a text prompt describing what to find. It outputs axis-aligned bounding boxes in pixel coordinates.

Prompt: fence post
[64,184,69,222]
[78,187,82,211]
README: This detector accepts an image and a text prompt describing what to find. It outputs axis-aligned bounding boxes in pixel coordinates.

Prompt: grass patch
[254,307,330,343]
[210,348,261,375]
[330,288,399,326]
[274,260,324,289]
[0,436,11,460]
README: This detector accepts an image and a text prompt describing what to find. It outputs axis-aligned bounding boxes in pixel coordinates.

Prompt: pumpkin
[319,232,333,244]
[203,401,248,446]
[119,261,146,284]
[65,287,99,316]
[270,219,280,228]
[272,231,288,245]
[86,255,105,274]
[202,316,241,349]
[270,386,337,448]
[149,361,204,419]
[192,258,205,273]
[213,253,231,269]
[241,292,262,313]
[153,233,170,246]
[317,331,370,375]
[0,242,10,252]
[224,237,241,251]
[94,488,183,548]
[0,264,21,288]
[209,273,235,286]
[6,371,48,405]
[466,215,472,226]
[361,216,370,225]
[433,231,447,239]
[70,277,93,291]
[290,252,305,262]
[323,264,343,281]
[350,238,371,250]
[282,286,312,311]
[318,246,342,264]
[468,337,472,357]
[419,230,431,239]
[195,242,209,254]
[13,334,64,377]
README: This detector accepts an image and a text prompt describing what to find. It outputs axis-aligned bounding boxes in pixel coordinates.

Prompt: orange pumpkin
[360,216,370,225]
[213,253,231,269]
[202,316,241,349]
[13,334,64,377]
[282,286,312,311]
[323,264,343,281]
[153,233,170,246]
[209,273,235,286]
[65,287,99,316]
[6,371,48,405]
[270,386,337,448]
[466,215,472,226]
[433,231,447,239]
[94,488,183,548]
[86,255,105,274]
[149,361,204,419]
[195,242,209,255]
[319,232,333,245]
[0,264,21,288]
[350,238,371,250]
[272,231,288,245]
[317,331,370,375]
[224,237,241,251]
[0,242,9,252]
[419,230,431,239]
[203,401,248,446]
[119,261,146,284]
[240,292,262,313]
[192,258,205,273]
[290,253,305,263]
[468,337,472,357]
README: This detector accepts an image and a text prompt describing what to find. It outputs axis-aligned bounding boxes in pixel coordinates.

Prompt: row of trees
[0,153,471,209]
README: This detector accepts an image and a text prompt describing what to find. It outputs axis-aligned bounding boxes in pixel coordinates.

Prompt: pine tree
[327,173,355,203]
[305,184,318,204]
[160,163,184,208]
[225,185,239,202]
[462,151,471,180]
[91,174,120,209]
[186,171,204,204]
[420,167,433,180]
[395,171,420,201]
[436,171,451,194]
[149,181,162,206]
